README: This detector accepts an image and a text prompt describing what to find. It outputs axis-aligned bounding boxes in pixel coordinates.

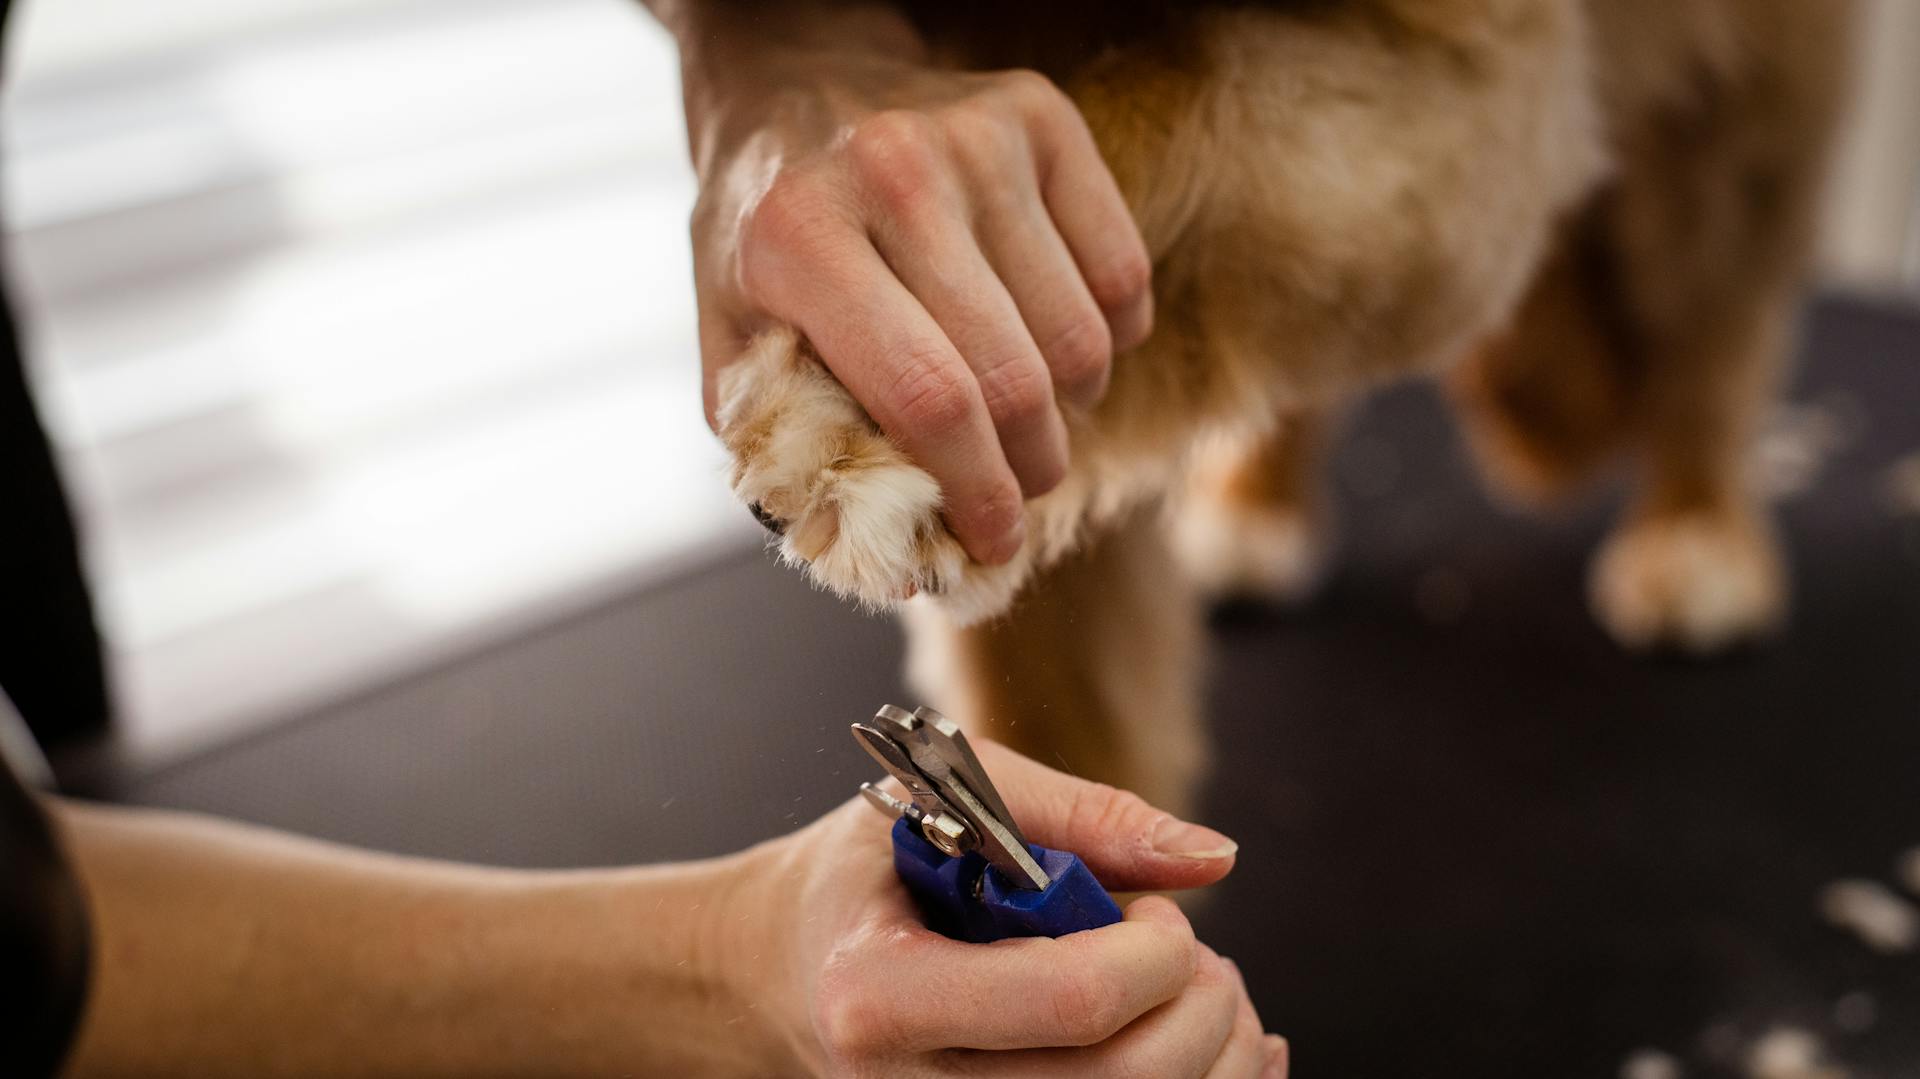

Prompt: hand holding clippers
[851,704,1123,943]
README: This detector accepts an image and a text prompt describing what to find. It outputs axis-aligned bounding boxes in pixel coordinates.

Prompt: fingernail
[1263,1036,1290,1079]
[1151,816,1238,859]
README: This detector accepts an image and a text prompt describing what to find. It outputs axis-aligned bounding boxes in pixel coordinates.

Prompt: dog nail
[747,501,786,536]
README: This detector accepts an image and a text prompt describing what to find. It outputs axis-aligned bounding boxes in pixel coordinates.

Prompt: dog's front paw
[716,328,970,609]
[1588,508,1786,654]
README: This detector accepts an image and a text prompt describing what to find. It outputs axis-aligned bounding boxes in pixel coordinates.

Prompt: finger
[691,204,753,431]
[842,895,1195,1054]
[748,226,1026,564]
[1024,90,1154,352]
[978,203,1114,412]
[872,210,1071,498]
[1263,1036,1290,1078]
[696,293,754,432]
[1200,958,1274,1079]
[972,741,1238,892]
[965,945,1242,1078]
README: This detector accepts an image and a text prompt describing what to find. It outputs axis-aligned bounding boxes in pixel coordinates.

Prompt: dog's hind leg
[1450,231,1641,508]
[1457,1,1853,653]
[903,501,1208,819]
[1451,214,1792,655]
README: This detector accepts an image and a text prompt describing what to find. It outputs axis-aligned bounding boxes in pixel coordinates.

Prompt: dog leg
[1585,306,1798,655]
[904,501,1207,818]
[1173,410,1341,605]
[1450,233,1640,508]
[1450,218,1793,655]
[1578,2,1852,654]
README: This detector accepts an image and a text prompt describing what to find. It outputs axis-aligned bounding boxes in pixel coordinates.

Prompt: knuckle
[742,175,810,248]
[940,99,1022,174]
[886,357,974,433]
[1046,975,1125,1045]
[1193,945,1229,985]
[846,110,943,208]
[1089,248,1153,310]
[1067,779,1154,846]
[979,356,1054,429]
[1045,315,1114,394]
[972,479,1025,536]
[738,176,827,296]
[995,67,1068,113]
[812,964,887,1059]
[1023,449,1068,498]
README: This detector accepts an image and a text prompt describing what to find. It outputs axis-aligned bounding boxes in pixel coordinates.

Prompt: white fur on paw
[717,328,966,608]
[715,327,1041,621]
[1589,511,1786,654]
[1173,495,1329,604]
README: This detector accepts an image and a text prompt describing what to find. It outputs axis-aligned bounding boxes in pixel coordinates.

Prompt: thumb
[973,740,1238,893]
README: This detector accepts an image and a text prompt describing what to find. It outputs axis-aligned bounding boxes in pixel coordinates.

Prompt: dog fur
[715,0,1854,809]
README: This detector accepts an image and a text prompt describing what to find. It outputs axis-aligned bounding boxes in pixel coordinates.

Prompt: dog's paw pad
[1589,510,1786,654]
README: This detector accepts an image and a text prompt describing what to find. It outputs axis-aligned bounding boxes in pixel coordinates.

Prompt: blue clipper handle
[889,817,1123,943]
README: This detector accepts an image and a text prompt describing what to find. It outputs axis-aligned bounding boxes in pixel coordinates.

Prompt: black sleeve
[0,737,92,1077]
[3,0,101,1062]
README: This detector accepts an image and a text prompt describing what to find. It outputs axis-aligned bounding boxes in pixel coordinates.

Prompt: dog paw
[1172,496,1331,604]
[1588,509,1786,654]
[716,328,971,609]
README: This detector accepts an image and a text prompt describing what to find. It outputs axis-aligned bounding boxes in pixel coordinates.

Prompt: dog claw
[748,501,786,536]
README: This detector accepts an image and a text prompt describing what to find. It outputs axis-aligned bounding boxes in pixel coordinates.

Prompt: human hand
[724,740,1286,1078]
[684,29,1153,566]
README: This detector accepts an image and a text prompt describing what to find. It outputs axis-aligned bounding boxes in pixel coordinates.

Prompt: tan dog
[716,0,1853,810]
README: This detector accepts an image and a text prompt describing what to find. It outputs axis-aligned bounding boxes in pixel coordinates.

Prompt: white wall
[1822,0,1920,294]
[5,0,754,764]
[10,0,434,77]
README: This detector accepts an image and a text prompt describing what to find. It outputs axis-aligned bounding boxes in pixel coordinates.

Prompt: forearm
[639,0,929,177]
[53,801,787,1077]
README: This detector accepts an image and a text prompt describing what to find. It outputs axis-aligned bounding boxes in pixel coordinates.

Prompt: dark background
[59,295,1920,1078]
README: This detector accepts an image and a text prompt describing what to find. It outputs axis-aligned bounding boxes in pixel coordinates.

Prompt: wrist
[588,846,800,1075]
[451,851,796,1076]
[666,4,929,178]
[707,833,816,1074]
